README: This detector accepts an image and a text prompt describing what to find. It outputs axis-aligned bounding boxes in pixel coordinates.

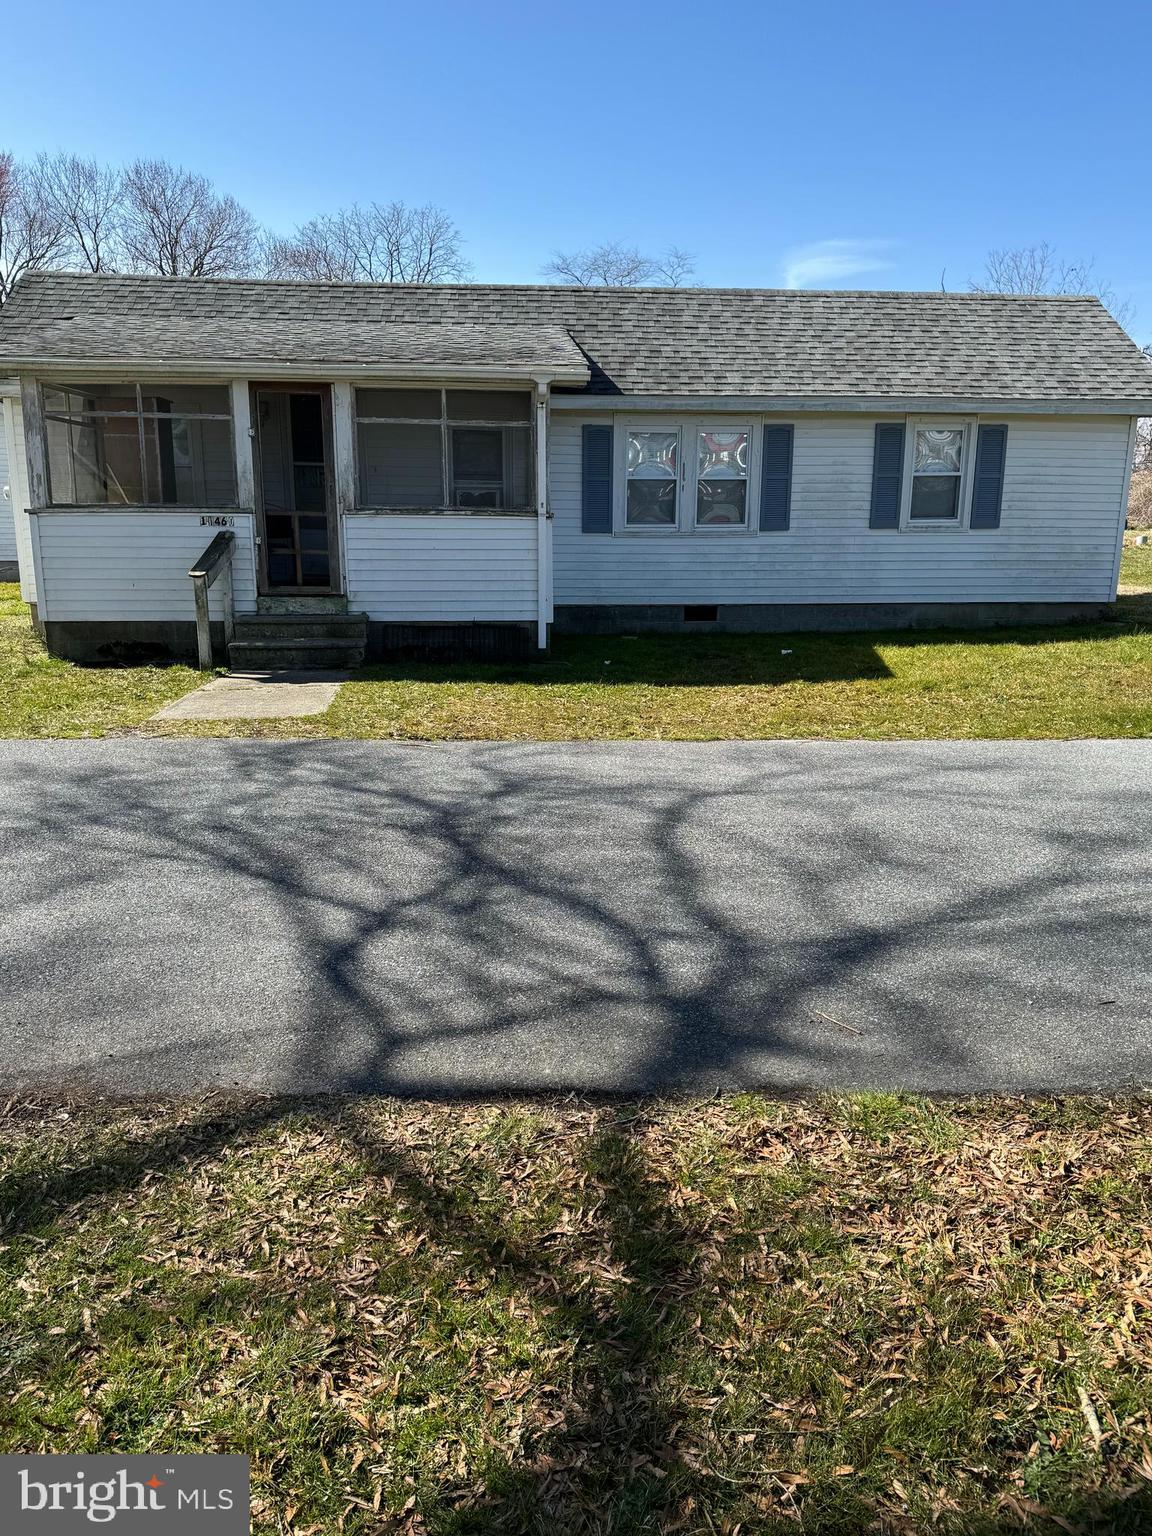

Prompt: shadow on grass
[4,1096,1152,1533]
[353,611,1151,691]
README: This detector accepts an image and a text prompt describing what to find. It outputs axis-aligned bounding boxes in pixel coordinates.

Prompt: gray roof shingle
[2,272,1150,404]
[0,312,586,374]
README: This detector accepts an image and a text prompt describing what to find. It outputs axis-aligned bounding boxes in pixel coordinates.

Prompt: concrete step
[257,594,349,615]
[227,638,366,671]
[234,613,368,643]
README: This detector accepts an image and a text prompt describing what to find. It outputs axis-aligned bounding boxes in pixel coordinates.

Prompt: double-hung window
[695,429,750,526]
[43,383,236,507]
[621,422,754,532]
[625,430,680,526]
[904,419,974,526]
[355,388,532,510]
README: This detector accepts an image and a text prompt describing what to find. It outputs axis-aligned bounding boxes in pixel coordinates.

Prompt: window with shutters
[355,388,532,510]
[902,419,976,527]
[616,420,761,533]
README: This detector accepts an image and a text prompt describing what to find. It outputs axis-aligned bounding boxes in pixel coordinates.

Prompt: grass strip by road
[4,578,1152,741]
[2,1092,1151,1533]
[0,583,205,737]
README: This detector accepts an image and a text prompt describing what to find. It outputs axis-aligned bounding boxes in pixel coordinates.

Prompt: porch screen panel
[358,423,445,506]
[355,388,533,511]
[42,383,236,507]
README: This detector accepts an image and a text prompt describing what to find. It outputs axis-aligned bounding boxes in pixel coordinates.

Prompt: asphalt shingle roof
[3,272,1151,405]
[0,312,586,374]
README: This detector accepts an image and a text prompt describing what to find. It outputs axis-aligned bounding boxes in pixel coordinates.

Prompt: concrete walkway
[1,738,1150,1097]
[151,672,348,721]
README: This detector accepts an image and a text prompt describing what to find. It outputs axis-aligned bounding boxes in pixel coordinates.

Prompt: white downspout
[533,376,553,649]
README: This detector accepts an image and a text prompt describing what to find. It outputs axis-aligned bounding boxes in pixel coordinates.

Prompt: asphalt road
[1,739,1150,1097]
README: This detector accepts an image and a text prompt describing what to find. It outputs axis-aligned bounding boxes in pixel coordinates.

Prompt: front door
[253,385,341,592]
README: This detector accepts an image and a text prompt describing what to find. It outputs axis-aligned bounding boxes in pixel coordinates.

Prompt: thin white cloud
[781,239,896,290]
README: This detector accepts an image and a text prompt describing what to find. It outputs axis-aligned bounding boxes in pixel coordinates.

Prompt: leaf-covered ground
[2,1092,1151,1533]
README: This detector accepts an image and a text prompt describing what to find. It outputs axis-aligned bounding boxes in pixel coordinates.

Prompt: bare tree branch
[1134,414,1151,473]
[31,153,124,273]
[265,202,469,283]
[653,246,695,287]
[120,159,261,278]
[542,241,695,287]
[969,241,1133,328]
[0,151,71,303]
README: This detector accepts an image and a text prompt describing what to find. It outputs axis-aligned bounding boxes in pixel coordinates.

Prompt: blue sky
[5,0,1149,340]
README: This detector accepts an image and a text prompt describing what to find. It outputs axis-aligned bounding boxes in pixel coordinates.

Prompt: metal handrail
[189,530,236,669]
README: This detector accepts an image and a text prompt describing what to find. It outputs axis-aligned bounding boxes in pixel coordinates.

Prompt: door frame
[250,382,343,595]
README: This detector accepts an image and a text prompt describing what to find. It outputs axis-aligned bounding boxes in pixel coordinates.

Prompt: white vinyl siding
[18,408,1133,628]
[344,515,538,620]
[0,403,16,562]
[31,512,258,621]
[5,401,37,602]
[551,413,1132,604]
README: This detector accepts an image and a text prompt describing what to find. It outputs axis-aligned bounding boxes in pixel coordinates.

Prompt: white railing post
[189,530,236,670]
[193,573,213,669]
[221,558,236,648]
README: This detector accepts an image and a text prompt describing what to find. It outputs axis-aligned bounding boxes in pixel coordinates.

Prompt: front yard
[0,583,206,737]
[5,580,1152,741]
[3,1092,1151,1534]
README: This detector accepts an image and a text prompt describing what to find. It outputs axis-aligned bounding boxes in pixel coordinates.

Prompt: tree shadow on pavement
[4,739,1149,1099]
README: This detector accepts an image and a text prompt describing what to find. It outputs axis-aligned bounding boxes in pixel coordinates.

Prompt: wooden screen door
[252,384,341,592]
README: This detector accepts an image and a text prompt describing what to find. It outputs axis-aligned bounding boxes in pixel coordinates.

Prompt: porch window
[355,388,532,510]
[43,383,236,507]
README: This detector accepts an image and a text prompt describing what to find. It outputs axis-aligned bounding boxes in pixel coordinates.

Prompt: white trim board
[549,395,1152,416]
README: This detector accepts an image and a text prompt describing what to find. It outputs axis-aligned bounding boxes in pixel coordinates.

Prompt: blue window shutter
[759,424,794,531]
[581,424,613,533]
[870,423,904,529]
[970,424,1007,529]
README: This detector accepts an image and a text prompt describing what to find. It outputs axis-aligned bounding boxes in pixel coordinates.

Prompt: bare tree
[119,159,261,278]
[0,152,70,303]
[1124,406,1152,529]
[1137,413,1152,472]
[542,241,695,287]
[969,241,1132,327]
[265,202,469,283]
[31,153,124,273]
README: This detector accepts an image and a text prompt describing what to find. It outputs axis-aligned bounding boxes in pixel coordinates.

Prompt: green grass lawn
[0,583,205,737]
[4,579,1152,741]
[3,1092,1151,1534]
[1121,539,1152,588]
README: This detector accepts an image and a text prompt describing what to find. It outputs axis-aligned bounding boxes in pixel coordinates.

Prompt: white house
[0,401,17,580]
[0,272,1149,666]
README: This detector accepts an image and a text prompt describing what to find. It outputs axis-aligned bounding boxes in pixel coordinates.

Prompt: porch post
[230,380,255,509]
[533,377,552,650]
[331,381,355,596]
[19,377,48,510]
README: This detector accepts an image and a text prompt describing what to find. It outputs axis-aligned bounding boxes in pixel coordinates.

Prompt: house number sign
[200,514,235,527]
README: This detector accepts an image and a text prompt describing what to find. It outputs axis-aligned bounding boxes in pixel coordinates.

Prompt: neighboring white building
[0,273,1149,664]
[0,399,18,580]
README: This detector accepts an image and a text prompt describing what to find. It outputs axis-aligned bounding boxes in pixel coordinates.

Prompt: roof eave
[0,355,591,387]
[550,392,1152,415]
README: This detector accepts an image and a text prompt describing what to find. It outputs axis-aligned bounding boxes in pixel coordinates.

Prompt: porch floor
[150,671,349,721]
